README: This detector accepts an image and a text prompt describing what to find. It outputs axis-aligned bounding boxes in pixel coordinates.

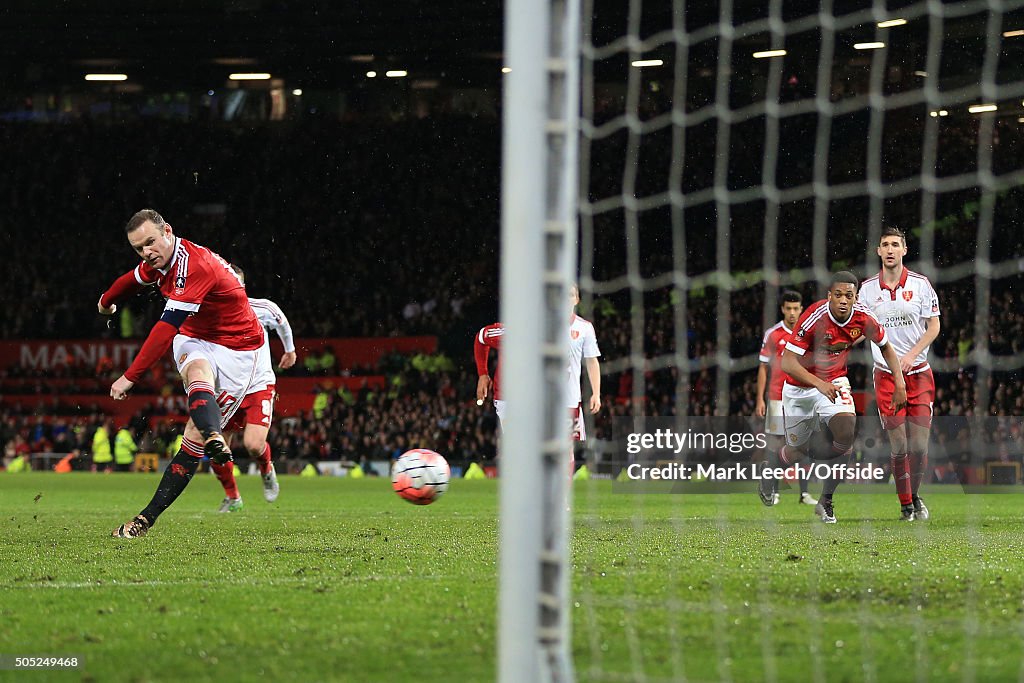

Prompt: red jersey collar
[878,266,909,292]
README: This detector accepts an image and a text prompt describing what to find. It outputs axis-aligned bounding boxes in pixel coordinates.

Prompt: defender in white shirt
[858,227,941,522]
[209,265,297,512]
[568,284,602,443]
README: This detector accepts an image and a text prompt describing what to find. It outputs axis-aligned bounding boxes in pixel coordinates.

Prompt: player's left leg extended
[113,421,206,538]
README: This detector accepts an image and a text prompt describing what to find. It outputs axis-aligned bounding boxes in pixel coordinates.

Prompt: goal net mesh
[572,0,1024,680]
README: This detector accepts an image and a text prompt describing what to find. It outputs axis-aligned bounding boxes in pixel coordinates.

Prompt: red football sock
[256,443,273,476]
[891,453,912,505]
[910,452,928,496]
[212,461,239,499]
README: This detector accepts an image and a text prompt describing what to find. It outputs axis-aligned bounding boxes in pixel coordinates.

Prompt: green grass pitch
[2,472,1023,682]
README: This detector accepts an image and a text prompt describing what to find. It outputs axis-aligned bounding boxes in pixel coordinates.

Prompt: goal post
[499,0,581,681]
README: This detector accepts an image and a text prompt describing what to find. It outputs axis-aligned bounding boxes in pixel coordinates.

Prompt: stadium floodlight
[385,70,408,78]
[929,110,949,117]
[291,88,302,96]
[753,49,787,58]
[854,42,885,49]
[84,74,127,81]
[631,59,663,67]
[229,73,271,80]
[1003,29,1024,37]
[366,71,377,78]
[914,70,929,77]
[968,103,998,113]
[877,18,907,28]
[502,67,512,73]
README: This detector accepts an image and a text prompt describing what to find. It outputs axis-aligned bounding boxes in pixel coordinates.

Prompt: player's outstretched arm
[781,349,838,402]
[110,308,190,400]
[271,303,297,367]
[879,342,909,412]
[99,268,148,314]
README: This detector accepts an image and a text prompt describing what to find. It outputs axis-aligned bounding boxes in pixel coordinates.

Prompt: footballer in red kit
[767,271,907,524]
[858,226,941,521]
[756,290,817,506]
[474,322,505,425]
[100,209,273,538]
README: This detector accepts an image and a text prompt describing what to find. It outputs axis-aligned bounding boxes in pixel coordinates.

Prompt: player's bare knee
[242,428,268,455]
[908,423,930,455]
[885,427,909,453]
[829,415,856,446]
[787,444,809,462]
[181,358,215,385]
[245,442,266,459]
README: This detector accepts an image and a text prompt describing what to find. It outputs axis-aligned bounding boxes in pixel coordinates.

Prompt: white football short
[172,334,276,430]
[782,377,855,448]
[764,399,785,436]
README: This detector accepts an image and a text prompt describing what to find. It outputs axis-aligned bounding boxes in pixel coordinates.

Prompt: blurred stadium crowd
[1,110,1021,477]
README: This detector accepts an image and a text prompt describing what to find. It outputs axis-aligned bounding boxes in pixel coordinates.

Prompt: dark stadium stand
[0,108,1021,477]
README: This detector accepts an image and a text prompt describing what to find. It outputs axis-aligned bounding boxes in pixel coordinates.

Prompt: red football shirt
[474,323,504,400]
[136,238,264,351]
[784,299,887,387]
[758,320,793,400]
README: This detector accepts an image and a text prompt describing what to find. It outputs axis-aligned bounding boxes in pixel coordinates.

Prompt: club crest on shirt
[571,330,580,340]
[174,274,186,295]
[850,328,861,338]
[902,291,913,301]
[179,353,188,365]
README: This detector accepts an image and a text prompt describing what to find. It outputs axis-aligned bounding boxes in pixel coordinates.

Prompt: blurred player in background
[859,227,941,521]
[99,209,271,538]
[756,290,817,506]
[568,283,601,446]
[474,322,505,426]
[208,264,296,512]
[772,271,907,524]
[474,284,601,461]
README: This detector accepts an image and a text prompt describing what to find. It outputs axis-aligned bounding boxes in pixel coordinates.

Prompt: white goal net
[503,0,1024,681]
